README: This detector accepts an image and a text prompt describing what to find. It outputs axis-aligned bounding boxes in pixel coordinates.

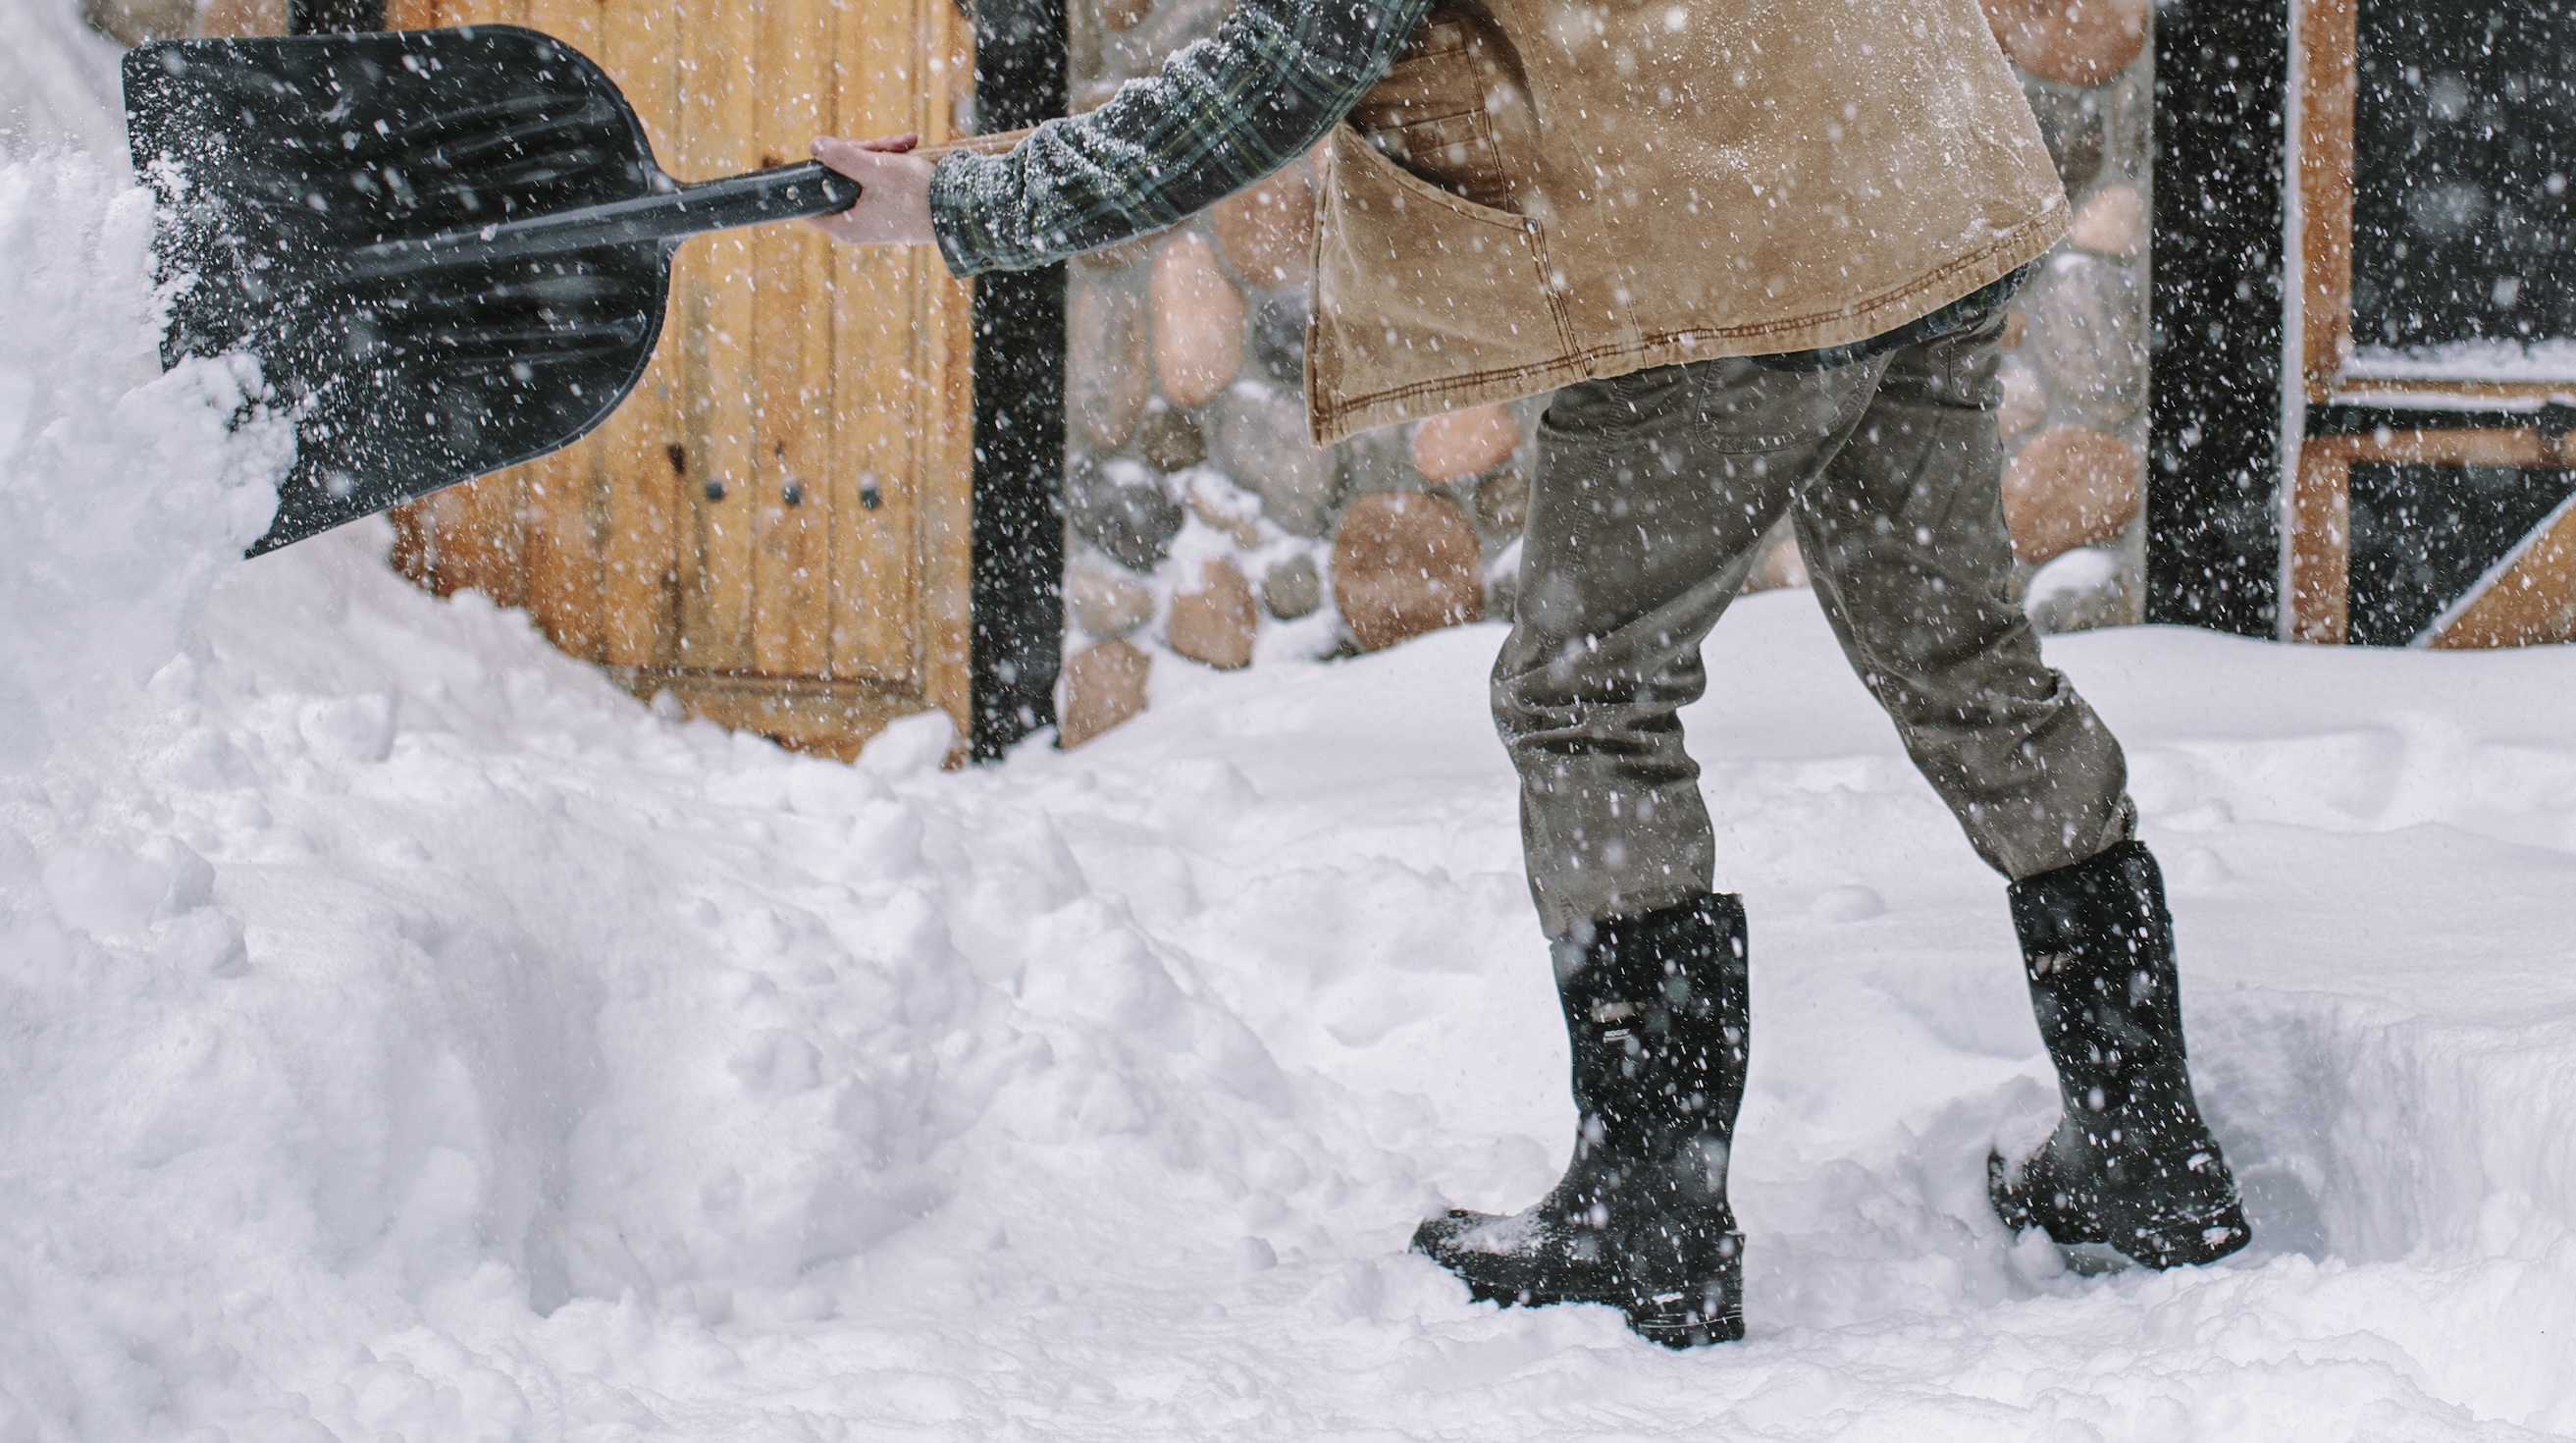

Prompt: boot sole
[1988,1149,2253,1270]
[1430,1233,1746,1348]
[1625,1288,1747,1348]
[2116,1209,2252,1269]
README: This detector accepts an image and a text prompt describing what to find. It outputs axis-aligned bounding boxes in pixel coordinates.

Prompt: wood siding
[383,0,976,758]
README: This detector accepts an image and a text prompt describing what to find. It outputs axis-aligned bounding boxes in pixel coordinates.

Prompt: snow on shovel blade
[122,27,858,556]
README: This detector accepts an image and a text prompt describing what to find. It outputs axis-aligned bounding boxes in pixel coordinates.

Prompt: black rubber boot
[1990,840,2252,1268]
[1414,893,1750,1347]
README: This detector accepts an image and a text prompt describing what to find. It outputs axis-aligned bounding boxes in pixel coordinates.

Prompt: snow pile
[0,153,282,777]
[0,140,1360,1443]
[12,527,2576,1437]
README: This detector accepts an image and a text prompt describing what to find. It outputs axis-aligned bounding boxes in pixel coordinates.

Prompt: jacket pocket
[1346,5,1535,213]
[1309,123,1573,438]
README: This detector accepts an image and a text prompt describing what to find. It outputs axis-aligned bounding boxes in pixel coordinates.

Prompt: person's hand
[808,134,937,246]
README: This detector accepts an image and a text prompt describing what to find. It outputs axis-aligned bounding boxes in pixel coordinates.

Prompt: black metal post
[968,0,1069,760]
[2145,0,2289,636]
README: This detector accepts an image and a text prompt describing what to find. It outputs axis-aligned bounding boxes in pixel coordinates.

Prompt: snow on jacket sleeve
[927,0,1433,277]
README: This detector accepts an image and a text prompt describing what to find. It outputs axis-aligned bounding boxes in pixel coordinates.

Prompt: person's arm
[813,0,1431,275]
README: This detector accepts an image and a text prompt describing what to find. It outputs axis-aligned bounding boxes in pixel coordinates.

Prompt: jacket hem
[1306,200,2068,445]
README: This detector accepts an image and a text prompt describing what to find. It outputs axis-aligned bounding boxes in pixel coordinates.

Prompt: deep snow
[7,21,2576,1441]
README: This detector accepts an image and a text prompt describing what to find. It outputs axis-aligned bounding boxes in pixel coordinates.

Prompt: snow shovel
[123,26,862,556]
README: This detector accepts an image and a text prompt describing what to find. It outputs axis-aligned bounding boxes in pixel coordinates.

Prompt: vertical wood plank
[519,451,596,654]
[599,0,683,165]
[445,0,531,611]
[747,0,836,678]
[675,0,762,673]
[380,0,512,603]
[922,258,979,741]
[2287,439,2351,643]
[2297,0,2357,404]
[447,480,527,605]
[825,0,931,684]
[386,500,437,587]
[593,379,684,668]
[393,488,481,594]
[383,0,444,26]
[827,247,922,685]
[595,0,687,668]
[514,0,609,659]
[657,0,714,668]
[667,256,714,658]
[921,0,981,741]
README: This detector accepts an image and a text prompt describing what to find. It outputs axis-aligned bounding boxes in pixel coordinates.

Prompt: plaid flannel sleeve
[927,0,1432,277]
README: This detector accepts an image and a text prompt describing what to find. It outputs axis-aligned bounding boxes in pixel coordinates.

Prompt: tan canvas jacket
[1307,0,2069,443]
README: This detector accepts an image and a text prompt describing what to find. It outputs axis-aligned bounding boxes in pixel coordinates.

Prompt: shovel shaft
[342,160,859,279]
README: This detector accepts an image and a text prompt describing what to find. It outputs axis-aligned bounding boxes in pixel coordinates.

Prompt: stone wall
[1988,0,2155,638]
[1058,0,2157,744]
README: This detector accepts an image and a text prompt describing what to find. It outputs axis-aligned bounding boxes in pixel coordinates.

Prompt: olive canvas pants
[1494,312,2137,935]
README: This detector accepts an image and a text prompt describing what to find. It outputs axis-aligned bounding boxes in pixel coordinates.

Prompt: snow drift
[0,156,279,754]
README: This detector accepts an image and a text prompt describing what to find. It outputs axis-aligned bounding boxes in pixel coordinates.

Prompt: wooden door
[383,0,977,757]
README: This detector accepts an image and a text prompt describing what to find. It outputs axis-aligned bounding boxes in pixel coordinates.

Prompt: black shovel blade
[125,27,672,555]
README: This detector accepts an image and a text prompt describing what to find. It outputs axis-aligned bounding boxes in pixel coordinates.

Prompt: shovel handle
[342,160,859,279]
